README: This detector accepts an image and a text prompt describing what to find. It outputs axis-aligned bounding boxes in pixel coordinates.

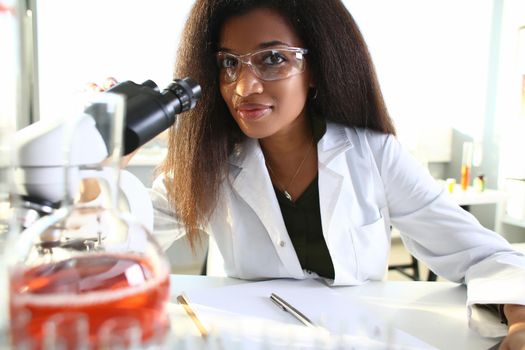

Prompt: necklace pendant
[284,190,293,201]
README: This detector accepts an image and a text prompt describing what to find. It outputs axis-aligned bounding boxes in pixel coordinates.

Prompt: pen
[177,293,209,338]
[270,292,317,328]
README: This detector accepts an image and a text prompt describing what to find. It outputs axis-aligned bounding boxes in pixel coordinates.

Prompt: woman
[142,0,525,347]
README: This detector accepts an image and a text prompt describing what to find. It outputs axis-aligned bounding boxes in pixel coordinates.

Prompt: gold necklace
[266,140,314,202]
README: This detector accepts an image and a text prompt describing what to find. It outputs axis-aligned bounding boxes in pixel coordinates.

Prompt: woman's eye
[221,56,238,68]
[262,52,286,65]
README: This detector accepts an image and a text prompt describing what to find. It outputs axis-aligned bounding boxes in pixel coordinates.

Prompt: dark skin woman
[164,0,393,243]
[160,1,525,348]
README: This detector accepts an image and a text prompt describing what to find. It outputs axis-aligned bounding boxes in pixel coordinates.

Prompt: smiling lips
[236,103,272,121]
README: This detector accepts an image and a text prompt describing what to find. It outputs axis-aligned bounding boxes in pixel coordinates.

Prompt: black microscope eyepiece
[105,77,201,155]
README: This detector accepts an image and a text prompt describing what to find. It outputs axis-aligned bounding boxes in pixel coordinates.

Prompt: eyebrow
[218,40,293,52]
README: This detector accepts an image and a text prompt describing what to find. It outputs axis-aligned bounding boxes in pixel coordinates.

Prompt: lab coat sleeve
[367,131,525,337]
[119,170,186,250]
[148,174,189,251]
[119,169,154,232]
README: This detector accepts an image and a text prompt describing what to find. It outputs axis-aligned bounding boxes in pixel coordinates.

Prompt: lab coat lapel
[317,124,353,240]
[228,139,304,278]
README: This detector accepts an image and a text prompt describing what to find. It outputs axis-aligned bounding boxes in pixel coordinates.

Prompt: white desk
[169,275,501,350]
[448,186,507,207]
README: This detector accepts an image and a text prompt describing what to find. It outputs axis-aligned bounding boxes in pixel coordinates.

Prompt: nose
[234,64,263,97]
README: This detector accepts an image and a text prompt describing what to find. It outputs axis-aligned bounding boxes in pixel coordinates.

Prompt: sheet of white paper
[179,278,436,349]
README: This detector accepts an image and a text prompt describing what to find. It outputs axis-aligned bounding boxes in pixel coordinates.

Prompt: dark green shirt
[273,115,335,279]
[275,177,335,279]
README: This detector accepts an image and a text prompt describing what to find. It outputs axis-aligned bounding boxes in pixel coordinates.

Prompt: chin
[239,129,269,140]
[235,121,271,140]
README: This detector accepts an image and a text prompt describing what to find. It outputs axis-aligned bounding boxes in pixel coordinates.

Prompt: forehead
[218,7,303,53]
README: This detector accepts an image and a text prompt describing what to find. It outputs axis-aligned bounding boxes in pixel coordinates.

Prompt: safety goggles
[216,46,308,83]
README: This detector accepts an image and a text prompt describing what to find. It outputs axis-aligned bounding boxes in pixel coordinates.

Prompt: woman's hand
[84,77,118,92]
[499,304,525,350]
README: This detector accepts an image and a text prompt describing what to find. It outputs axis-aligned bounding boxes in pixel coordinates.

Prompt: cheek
[274,80,309,116]
[219,84,235,111]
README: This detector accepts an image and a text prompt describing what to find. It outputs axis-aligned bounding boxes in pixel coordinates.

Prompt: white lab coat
[126,122,525,337]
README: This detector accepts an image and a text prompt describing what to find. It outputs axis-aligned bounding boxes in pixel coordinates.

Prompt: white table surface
[448,186,507,206]
[169,275,501,350]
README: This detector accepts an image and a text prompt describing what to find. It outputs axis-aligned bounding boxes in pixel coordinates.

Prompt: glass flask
[7,93,171,349]
[0,0,20,346]
[0,0,18,249]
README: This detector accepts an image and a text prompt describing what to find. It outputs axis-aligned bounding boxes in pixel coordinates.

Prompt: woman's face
[218,8,311,140]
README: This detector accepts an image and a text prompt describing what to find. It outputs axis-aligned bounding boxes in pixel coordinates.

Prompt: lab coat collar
[228,122,354,169]
[317,122,353,164]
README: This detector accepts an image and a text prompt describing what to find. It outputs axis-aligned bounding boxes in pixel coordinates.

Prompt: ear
[306,63,316,88]
[308,75,316,89]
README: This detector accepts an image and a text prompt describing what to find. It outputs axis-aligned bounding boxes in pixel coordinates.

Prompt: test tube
[461,142,473,191]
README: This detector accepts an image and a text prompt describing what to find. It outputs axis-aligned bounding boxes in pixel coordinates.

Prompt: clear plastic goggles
[216,46,308,83]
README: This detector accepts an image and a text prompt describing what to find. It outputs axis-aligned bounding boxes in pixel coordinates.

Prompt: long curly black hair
[161,0,395,249]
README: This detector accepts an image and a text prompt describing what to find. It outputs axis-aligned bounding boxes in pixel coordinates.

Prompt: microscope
[14,77,201,230]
